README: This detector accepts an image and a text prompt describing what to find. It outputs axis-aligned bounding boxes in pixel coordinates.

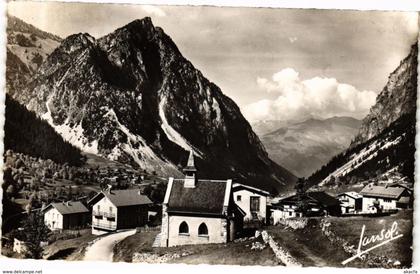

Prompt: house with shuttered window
[359,184,412,213]
[88,188,153,235]
[43,201,90,231]
[232,183,269,223]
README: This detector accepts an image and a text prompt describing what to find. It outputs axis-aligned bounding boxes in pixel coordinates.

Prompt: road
[84,229,136,261]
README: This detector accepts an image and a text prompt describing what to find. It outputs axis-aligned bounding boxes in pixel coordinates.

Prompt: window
[237,195,242,201]
[250,196,260,213]
[179,221,189,235]
[289,211,292,216]
[198,223,208,236]
[109,207,113,212]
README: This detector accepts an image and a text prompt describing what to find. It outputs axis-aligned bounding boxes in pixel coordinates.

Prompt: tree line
[4,94,83,166]
[307,112,415,186]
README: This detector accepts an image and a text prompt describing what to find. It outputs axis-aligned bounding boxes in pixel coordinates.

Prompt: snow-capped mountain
[261,117,361,178]
[18,17,296,193]
[308,43,417,187]
[6,15,61,100]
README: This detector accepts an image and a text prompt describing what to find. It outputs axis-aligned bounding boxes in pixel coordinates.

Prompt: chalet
[89,188,153,235]
[271,191,340,224]
[359,184,412,212]
[271,198,302,224]
[43,201,90,231]
[159,151,245,247]
[389,182,414,195]
[337,192,363,214]
[232,183,269,223]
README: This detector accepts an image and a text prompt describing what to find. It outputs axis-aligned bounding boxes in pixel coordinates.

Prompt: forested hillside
[5,95,83,166]
[308,112,415,186]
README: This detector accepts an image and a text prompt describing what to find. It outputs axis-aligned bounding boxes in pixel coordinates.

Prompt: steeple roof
[183,150,197,172]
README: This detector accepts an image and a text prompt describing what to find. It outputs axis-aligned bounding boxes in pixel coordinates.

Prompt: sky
[7,2,419,122]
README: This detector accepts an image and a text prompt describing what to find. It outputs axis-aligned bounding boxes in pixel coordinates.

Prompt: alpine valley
[260,116,362,178]
[308,43,417,188]
[2,9,416,267]
[6,16,296,194]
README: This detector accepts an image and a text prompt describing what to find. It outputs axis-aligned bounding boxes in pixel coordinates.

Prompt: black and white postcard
[0,1,419,273]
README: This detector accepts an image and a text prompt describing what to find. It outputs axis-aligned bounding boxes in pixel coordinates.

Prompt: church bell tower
[183,150,197,188]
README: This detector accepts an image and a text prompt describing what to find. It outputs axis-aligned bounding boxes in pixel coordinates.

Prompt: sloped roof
[232,183,270,196]
[235,203,246,216]
[338,191,362,199]
[307,192,340,207]
[91,189,153,207]
[398,196,410,204]
[274,191,339,207]
[45,201,89,215]
[389,183,413,192]
[166,179,230,215]
[360,185,405,199]
[183,150,197,172]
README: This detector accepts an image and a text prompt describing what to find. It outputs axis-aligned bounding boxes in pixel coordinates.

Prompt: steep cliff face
[351,43,417,146]
[308,43,417,186]
[21,18,296,193]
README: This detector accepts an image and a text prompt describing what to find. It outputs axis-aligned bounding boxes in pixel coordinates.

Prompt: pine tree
[22,211,50,259]
[295,178,308,215]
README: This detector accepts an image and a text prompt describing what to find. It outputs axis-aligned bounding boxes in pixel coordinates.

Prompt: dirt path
[297,242,328,267]
[273,234,329,267]
[266,225,343,267]
[84,229,136,261]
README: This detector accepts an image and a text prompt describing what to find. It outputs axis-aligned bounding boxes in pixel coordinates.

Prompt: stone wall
[259,230,302,267]
[277,218,308,230]
[166,215,226,247]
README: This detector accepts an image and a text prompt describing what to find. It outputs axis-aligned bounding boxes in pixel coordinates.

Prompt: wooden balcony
[93,211,115,218]
[92,223,117,231]
[103,212,116,218]
[93,210,103,217]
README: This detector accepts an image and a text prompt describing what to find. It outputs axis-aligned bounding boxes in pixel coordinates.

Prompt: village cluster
[24,150,412,252]
[4,147,410,256]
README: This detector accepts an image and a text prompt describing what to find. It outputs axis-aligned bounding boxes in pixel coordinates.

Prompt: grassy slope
[267,219,350,267]
[328,210,413,267]
[43,229,98,260]
[82,152,135,170]
[267,211,412,268]
[113,231,158,262]
[170,239,278,266]
[113,230,280,266]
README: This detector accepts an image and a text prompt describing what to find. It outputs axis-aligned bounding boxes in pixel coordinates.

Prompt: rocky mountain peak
[121,17,156,36]
[18,17,296,194]
[62,33,95,49]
